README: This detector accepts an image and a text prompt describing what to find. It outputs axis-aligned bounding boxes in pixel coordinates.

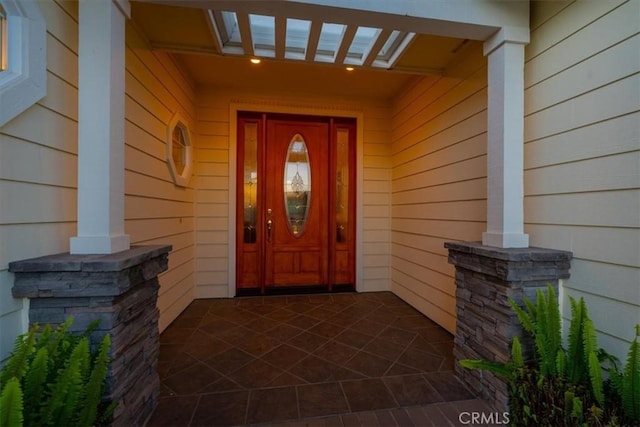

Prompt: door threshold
[236,284,355,297]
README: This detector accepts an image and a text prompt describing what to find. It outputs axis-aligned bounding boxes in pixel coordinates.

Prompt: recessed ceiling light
[346,67,354,71]
[250,58,261,64]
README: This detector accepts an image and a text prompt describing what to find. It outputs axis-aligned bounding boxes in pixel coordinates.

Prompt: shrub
[459,285,640,426]
[0,317,114,427]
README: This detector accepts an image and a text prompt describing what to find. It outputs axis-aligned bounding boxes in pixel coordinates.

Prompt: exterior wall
[194,88,394,298]
[0,2,197,361]
[192,90,228,298]
[0,0,78,361]
[124,21,197,332]
[390,44,488,334]
[524,0,640,359]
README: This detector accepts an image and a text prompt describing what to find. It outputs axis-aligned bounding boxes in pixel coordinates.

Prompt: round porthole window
[166,112,193,187]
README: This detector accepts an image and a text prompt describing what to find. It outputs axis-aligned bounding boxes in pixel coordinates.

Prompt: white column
[70,0,131,254]
[482,29,530,248]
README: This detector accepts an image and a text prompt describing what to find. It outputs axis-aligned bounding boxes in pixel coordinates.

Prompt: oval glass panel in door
[284,134,311,237]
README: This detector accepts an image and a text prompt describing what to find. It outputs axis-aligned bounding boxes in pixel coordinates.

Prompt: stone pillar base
[445,242,572,412]
[10,245,172,427]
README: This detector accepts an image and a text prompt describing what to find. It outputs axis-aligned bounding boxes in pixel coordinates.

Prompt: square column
[10,245,172,426]
[445,242,572,411]
[482,30,530,248]
[70,0,131,254]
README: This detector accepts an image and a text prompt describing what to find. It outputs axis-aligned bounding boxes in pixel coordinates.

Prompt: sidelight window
[242,122,258,243]
[335,128,350,243]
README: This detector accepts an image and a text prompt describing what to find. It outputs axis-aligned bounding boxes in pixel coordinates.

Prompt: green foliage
[459,284,639,426]
[611,325,640,423]
[0,331,36,386]
[511,336,524,367]
[458,358,515,380]
[458,336,525,381]
[78,335,111,427]
[23,347,48,411]
[567,297,589,384]
[0,317,113,427]
[0,378,23,427]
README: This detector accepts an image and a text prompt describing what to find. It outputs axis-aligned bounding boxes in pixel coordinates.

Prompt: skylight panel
[316,22,344,62]
[250,14,275,56]
[285,18,310,60]
[377,30,406,61]
[219,11,241,46]
[347,26,379,63]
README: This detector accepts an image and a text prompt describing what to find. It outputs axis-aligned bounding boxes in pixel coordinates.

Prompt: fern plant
[610,325,640,423]
[509,286,563,377]
[459,336,524,380]
[0,317,113,427]
[0,377,23,427]
[459,285,639,425]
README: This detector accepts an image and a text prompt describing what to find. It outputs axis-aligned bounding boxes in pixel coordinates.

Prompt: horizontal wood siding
[193,93,230,298]
[525,0,640,359]
[125,22,197,332]
[195,89,393,298]
[0,1,198,362]
[0,0,79,361]
[390,43,488,333]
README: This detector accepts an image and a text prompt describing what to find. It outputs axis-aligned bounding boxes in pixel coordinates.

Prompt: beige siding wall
[0,2,198,361]
[0,1,78,361]
[390,44,488,334]
[525,0,640,359]
[194,89,393,298]
[193,92,229,298]
[124,22,197,331]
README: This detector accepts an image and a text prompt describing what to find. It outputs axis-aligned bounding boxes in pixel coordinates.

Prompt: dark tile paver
[424,371,475,401]
[146,395,198,426]
[246,387,299,424]
[152,292,488,426]
[191,391,249,426]
[163,362,223,395]
[383,374,443,406]
[341,378,397,412]
[298,382,349,418]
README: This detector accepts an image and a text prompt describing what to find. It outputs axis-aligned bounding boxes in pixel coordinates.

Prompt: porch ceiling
[130,1,487,99]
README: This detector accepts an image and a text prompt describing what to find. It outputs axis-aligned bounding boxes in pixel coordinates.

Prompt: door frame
[227,102,364,297]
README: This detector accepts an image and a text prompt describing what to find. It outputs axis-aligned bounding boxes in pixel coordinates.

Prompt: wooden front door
[265,120,328,287]
[236,113,356,295]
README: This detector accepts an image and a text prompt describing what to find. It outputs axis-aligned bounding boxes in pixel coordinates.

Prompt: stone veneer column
[445,241,572,412]
[9,245,171,427]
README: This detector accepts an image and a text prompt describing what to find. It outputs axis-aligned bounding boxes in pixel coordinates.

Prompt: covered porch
[8,0,537,424]
[71,0,532,339]
[4,0,637,424]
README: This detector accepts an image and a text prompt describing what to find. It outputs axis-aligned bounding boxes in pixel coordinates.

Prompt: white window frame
[166,112,193,187]
[0,0,46,127]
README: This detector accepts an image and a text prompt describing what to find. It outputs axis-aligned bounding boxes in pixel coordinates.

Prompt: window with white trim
[0,4,7,71]
[166,112,193,187]
[0,0,46,127]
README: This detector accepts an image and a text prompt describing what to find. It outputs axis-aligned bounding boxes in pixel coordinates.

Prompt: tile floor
[147,292,492,426]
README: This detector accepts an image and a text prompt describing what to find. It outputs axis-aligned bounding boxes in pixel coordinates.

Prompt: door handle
[266,208,273,242]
